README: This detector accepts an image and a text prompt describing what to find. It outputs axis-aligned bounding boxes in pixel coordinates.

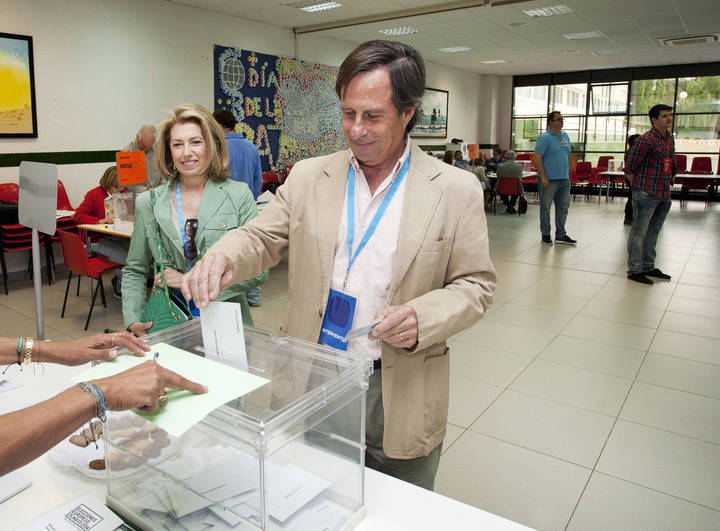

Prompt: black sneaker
[628,273,653,285]
[555,235,577,245]
[644,268,671,280]
[541,235,553,245]
[111,276,122,299]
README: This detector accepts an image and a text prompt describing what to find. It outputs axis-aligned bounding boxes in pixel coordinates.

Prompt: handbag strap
[148,186,191,317]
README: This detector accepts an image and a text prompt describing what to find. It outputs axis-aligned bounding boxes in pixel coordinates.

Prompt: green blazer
[122,177,268,328]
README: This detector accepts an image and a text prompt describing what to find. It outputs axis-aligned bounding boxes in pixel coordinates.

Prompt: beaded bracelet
[15,336,24,367]
[77,382,107,422]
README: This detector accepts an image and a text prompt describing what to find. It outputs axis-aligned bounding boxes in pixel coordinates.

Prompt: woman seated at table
[123,103,267,337]
[73,165,130,299]
[0,332,206,477]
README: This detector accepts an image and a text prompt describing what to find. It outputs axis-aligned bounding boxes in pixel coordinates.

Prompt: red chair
[0,223,53,294]
[596,156,612,172]
[690,157,712,175]
[57,230,122,330]
[261,171,280,193]
[516,153,532,161]
[0,183,19,204]
[57,180,74,210]
[675,154,687,174]
[493,176,522,215]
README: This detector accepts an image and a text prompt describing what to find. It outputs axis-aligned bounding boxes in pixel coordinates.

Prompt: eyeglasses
[184,219,198,260]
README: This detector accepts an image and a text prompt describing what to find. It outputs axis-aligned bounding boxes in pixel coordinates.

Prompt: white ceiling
[172,0,720,75]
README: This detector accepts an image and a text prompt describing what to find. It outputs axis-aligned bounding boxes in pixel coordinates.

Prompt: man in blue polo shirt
[533,111,576,245]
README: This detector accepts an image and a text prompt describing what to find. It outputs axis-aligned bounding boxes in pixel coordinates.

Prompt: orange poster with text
[116,151,147,185]
[467,144,480,160]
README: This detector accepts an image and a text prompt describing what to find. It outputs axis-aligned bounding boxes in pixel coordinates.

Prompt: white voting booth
[18,161,58,340]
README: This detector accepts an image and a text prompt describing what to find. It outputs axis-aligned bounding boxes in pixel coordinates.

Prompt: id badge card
[662,157,672,176]
[318,289,357,351]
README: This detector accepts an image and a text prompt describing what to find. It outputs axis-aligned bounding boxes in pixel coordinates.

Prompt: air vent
[659,34,718,46]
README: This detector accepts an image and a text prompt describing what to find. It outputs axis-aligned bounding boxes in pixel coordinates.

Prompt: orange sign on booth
[467,144,480,160]
[116,151,147,186]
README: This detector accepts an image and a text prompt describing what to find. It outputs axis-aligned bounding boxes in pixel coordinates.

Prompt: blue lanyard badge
[318,289,357,351]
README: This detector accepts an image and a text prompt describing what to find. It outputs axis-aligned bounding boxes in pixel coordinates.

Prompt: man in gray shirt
[122,125,162,188]
[496,150,523,214]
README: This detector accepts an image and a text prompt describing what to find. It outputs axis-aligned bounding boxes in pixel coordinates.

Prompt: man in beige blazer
[182,40,496,490]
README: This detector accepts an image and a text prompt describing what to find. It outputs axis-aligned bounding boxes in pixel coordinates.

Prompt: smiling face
[169,121,208,180]
[341,68,414,170]
[651,110,673,133]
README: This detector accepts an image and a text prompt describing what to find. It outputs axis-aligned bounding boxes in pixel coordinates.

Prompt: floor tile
[568,472,720,531]
[620,382,720,445]
[561,315,657,351]
[486,302,574,334]
[659,311,720,340]
[470,390,614,468]
[580,299,665,329]
[539,335,645,379]
[649,330,720,366]
[435,431,591,531]
[597,420,720,510]
[510,290,589,314]
[456,320,556,358]
[638,353,720,399]
[448,339,532,388]
[673,284,720,302]
[592,285,671,310]
[526,279,603,300]
[447,374,502,428]
[666,296,720,318]
[442,424,465,454]
[510,360,632,416]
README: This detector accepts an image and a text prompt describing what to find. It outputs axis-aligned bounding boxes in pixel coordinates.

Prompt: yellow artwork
[0,33,37,137]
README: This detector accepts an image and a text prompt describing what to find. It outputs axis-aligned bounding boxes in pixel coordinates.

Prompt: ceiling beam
[293,0,533,35]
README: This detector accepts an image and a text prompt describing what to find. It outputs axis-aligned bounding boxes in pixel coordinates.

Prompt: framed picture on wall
[410,87,448,138]
[0,32,38,138]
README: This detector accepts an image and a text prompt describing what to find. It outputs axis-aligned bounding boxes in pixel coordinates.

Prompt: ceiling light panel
[592,49,625,55]
[286,1,342,12]
[482,59,509,64]
[563,31,604,40]
[439,46,473,53]
[523,5,572,17]
[378,26,421,36]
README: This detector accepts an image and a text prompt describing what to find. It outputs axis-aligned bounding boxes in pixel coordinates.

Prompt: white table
[0,363,531,531]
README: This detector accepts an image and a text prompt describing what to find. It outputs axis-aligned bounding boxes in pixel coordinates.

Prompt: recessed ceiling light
[287,1,342,12]
[563,50,580,54]
[563,31,604,40]
[378,26,421,36]
[509,22,529,28]
[592,49,625,55]
[523,4,572,17]
[438,46,473,53]
[482,59,510,64]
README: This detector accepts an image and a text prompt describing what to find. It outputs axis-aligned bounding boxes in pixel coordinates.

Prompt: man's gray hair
[505,150,516,160]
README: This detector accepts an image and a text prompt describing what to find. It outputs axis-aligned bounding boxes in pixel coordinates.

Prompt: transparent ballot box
[104,319,370,530]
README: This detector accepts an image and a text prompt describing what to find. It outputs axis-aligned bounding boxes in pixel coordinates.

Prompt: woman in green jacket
[123,103,267,336]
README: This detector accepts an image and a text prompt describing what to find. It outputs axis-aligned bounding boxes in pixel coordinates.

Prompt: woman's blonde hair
[155,103,230,182]
[99,166,119,191]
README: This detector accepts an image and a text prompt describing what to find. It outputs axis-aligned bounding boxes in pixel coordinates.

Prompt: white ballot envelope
[200,301,248,369]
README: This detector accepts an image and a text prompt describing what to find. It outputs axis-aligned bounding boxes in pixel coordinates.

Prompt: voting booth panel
[103,320,370,530]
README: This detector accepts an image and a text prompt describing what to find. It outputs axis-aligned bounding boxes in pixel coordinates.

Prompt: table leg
[597,181,603,205]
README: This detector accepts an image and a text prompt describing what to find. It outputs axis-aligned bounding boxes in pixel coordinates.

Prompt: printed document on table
[72,342,269,437]
[16,494,122,531]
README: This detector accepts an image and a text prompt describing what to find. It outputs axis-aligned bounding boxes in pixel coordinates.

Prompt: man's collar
[651,126,670,137]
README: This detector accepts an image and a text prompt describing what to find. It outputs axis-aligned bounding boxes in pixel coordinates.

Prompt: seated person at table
[484,147,504,174]
[122,103,267,337]
[469,157,487,188]
[0,331,206,477]
[73,165,129,299]
[496,150,524,214]
[452,150,468,170]
[442,150,454,164]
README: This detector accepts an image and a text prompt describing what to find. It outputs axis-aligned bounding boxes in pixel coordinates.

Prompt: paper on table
[72,342,269,438]
[16,494,122,531]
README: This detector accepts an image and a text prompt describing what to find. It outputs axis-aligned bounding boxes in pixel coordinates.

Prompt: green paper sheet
[72,342,269,438]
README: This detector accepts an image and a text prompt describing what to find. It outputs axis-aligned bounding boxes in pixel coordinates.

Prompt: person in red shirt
[73,166,129,298]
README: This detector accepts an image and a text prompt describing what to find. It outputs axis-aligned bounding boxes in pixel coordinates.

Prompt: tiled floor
[3,196,718,530]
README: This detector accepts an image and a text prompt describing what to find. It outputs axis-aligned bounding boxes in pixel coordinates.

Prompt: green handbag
[140,187,191,334]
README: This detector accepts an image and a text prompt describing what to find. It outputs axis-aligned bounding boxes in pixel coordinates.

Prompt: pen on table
[153,352,160,361]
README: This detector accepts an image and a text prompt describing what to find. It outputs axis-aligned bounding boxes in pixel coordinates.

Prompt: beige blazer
[209,143,496,458]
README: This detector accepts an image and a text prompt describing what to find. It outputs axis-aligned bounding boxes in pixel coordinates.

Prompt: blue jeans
[538,178,570,239]
[627,190,671,274]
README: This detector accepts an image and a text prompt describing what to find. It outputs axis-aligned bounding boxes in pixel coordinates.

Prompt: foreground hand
[155,268,184,289]
[128,321,154,337]
[369,305,418,349]
[97,217,113,224]
[541,176,550,189]
[180,252,234,308]
[41,331,149,365]
[92,360,207,413]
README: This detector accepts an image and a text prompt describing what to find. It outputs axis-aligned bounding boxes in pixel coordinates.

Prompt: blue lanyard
[175,182,192,272]
[346,153,410,277]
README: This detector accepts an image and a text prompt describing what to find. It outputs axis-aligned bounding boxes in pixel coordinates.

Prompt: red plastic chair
[516,153,532,161]
[690,157,712,175]
[493,176,522,215]
[0,223,53,294]
[57,230,122,330]
[0,183,19,204]
[675,154,687,174]
[57,180,74,210]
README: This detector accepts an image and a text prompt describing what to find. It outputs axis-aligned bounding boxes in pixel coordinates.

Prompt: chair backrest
[57,230,90,276]
[675,154,687,174]
[496,176,521,195]
[690,156,712,174]
[0,183,19,204]
[596,156,613,171]
[262,171,280,184]
[575,161,592,178]
[516,153,532,161]
[57,180,74,210]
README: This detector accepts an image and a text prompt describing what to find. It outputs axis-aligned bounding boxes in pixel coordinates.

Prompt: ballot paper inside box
[104,319,371,530]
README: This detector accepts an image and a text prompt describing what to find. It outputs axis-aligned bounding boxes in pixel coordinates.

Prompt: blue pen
[154,352,160,361]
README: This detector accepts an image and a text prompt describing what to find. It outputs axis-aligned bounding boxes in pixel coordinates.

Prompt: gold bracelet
[23,337,34,364]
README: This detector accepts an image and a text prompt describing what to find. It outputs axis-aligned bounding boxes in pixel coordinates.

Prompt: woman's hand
[97,217,113,224]
[128,321,154,337]
[155,268,184,290]
[91,360,208,414]
[39,332,150,366]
